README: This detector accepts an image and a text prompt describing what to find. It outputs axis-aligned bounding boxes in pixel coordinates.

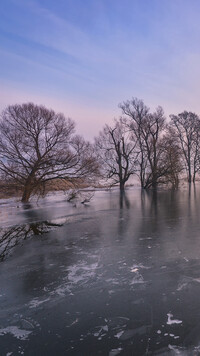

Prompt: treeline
[0,99,199,202]
[96,98,200,190]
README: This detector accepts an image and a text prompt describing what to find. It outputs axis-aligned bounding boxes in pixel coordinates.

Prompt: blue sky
[1,0,200,139]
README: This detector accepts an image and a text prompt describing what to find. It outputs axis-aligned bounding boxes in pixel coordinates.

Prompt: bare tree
[170,111,200,183]
[119,98,149,188]
[0,103,98,202]
[95,119,138,191]
[120,98,169,189]
[161,126,183,188]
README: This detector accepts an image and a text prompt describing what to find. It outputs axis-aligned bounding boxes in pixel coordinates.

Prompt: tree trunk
[188,165,192,183]
[140,171,145,188]
[193,172,196,183]
[21,184,33,202]
[151,173,157,190]
[119,190,124,208]
[151,163,157,189]
[151,180,157,189]
[120,181,125,191]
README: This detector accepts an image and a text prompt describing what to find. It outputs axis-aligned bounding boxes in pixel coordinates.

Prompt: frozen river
[1,186,200,355]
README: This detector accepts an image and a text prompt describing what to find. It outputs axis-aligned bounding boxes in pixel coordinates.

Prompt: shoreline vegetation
[0,176,194,202]
[0,179,101,200]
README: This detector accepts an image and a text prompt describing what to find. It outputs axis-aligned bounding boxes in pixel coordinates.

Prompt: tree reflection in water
[0,220,64,261]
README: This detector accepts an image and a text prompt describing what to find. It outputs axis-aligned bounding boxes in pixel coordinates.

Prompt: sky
[1,0,200,140]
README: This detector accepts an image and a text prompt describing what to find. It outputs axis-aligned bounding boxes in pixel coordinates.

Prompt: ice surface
[1,187,200,355]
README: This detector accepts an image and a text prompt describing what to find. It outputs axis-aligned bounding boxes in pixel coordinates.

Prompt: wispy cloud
[1,0,200,138]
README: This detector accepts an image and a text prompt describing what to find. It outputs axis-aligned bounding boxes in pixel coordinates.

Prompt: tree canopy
[95,119,138,190]
[0,103,98,202]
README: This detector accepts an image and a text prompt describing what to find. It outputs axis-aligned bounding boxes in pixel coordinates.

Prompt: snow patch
[139,237,152,240]
[168,344,187,354]
[130,263,150,270]
[52,285,72,297]
[28,297,50,308]
[177,283,188,291]
[92,325,108,338]
[66,318,79,328]
[130,274,145,285]
[0,326,32,340]
[167,313,182,325]
[106,278,120,285]
[115,330,124,339]
[67,262,99,285]
[109,348,123,356]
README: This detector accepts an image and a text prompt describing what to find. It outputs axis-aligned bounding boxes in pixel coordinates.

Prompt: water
[1,186,200,355]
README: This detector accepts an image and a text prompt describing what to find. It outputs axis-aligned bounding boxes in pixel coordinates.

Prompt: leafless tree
[161,126,183,188]
[95,119,138,191]
[120,98,169,189]
[119,98,149,188]
[170,111,200,183]
[0,103,98,202]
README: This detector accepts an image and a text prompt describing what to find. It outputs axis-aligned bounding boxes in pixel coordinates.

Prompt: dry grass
[0,178,102,200]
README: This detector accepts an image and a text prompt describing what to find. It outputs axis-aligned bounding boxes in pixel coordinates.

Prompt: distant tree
[170,111,200,183]
[161,126,183,188]
[119,98,149,188]
[95,119,138,191]
[120,98,169,189]
[0,103,98,202]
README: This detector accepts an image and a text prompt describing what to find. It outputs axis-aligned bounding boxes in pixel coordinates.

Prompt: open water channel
[1,186,200,355]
